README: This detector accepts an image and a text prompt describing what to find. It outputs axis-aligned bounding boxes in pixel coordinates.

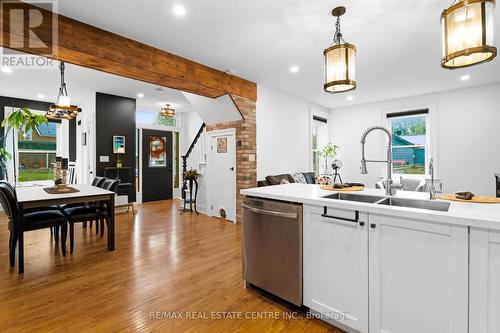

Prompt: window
[17,112,57,182]
[312,115,329,174]
[388,110,429,176]
[135,111,176,127]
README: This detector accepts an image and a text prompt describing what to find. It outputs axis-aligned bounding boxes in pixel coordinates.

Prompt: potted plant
[183,168,199,181]
[318,143,339,174]
[116,158,123,168]
[1,107,48,184]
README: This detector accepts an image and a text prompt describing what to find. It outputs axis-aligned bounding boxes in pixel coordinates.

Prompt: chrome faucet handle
[429,158,436,199]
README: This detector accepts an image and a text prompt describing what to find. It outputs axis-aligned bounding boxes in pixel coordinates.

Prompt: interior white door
[303,205,369,333]
[209,131,236,222]
[369,214,468,333]
[470,228,500,333]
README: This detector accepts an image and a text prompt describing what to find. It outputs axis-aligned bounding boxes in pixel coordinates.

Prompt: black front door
[142,129,173,202]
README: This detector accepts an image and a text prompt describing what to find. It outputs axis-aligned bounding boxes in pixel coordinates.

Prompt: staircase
[181,122,206,199]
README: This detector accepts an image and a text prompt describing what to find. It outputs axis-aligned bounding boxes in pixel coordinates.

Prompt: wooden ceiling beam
[0,1,257,101]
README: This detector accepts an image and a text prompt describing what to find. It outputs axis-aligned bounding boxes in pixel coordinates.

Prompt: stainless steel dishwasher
[242,197,303,306]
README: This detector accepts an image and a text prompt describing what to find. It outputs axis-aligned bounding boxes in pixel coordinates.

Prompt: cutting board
[320,185,365,192]
[437,194,500,203]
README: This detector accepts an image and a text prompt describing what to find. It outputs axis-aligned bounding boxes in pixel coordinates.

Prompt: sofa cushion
[265,174,295,186]
[302,172,316,184]
[257,180,269,187]
[290,173,307,184]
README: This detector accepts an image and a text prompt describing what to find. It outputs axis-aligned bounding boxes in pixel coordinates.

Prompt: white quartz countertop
[241,184,500,231]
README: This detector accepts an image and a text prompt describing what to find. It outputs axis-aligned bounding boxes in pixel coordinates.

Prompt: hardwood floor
[0,200,343,332]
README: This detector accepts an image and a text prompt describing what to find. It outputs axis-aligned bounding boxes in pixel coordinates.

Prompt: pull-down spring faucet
[360,126,395,196]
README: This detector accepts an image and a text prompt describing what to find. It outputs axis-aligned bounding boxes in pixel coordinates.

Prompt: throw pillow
[290,173,307,184]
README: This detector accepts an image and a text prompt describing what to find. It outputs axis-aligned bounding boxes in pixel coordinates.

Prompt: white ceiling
[52,0,500,109]
[0,57,193,113]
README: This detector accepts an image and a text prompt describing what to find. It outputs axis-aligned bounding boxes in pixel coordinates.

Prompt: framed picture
[217,137,227,153]
[149,136,167,168]
[113,135,126,154]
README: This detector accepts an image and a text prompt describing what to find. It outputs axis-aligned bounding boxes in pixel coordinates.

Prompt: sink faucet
[360,126,395,196]
[429,158,435,200]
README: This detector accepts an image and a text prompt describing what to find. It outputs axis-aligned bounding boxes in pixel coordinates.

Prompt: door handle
[229,167,234,171]
[321,207,359,223]
[242,204,298,219]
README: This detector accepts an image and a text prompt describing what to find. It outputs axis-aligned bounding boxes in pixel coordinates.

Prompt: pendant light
[160,104,175,117]
[324,6,357,94]
[441,0,497,69]
[46,61,81,120]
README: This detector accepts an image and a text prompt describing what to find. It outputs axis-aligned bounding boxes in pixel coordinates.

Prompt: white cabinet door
[470,228,500,333]
[304,205,369,333]
[369,214,468,333]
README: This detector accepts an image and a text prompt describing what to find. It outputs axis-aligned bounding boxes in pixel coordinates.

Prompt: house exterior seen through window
[389,112,428,175]
[18,120,57,182]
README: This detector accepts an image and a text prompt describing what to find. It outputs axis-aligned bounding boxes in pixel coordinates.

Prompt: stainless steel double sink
[323,192,450,212]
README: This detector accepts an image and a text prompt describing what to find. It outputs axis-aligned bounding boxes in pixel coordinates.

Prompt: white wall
[330,83,500,196]
[179,111,208,212]
[256,85,330,180]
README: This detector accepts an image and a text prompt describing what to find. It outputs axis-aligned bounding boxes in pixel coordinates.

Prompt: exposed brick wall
[206,95,256,223]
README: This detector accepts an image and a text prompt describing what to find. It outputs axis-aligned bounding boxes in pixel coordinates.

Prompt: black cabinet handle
[370,223,376,229]
[321,207,359,224]
[359,221,365,226]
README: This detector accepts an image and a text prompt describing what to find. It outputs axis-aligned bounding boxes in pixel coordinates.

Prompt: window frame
[310,112,329,175]
[383,105,436,179]
[5,108,59,184]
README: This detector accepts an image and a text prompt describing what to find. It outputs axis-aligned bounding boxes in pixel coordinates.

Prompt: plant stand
[181,178,198,215]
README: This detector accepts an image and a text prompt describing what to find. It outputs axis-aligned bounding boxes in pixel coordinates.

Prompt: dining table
[15,184,115,273]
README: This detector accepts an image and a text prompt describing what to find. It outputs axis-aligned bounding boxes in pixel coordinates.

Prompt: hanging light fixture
[160,104,175,117]
[46,61,81,120]
[324,6,357,94]
[441,0,497,69]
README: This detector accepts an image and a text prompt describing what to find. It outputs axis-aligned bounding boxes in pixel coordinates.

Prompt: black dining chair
[0,182,67,273]
[82,176,107,229]
[87,177,115,232]
[92,176,106,187]
[2,181,63,240]
[63,178,120,254]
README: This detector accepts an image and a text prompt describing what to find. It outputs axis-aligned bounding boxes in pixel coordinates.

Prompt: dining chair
[0,182,67,271]
[2,181,62,237]
[87,176,112,231]
[92,176,106,187]
[63,178,120,254]
[81,176,107,229]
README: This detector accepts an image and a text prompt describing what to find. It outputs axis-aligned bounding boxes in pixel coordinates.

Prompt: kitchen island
[241,183,500,333]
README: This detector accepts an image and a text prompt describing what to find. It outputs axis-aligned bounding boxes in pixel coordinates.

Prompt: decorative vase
[117,162,123,168]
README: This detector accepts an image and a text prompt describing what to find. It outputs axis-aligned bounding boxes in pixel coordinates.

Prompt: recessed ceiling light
[1,67,12,74]
[137,93,144,98]
[173,5,186,17]
[37,93,45,99]
[347,95,353,101]
[290,66,299,73]
[460,74,470,81]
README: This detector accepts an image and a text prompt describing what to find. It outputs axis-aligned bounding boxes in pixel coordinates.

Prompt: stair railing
[181,122,206,199]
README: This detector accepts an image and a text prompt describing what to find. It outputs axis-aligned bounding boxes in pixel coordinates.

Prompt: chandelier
[441,0,496,69]
[160,104,175,117]
[324,6,357,94]
[46,62,81,120]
